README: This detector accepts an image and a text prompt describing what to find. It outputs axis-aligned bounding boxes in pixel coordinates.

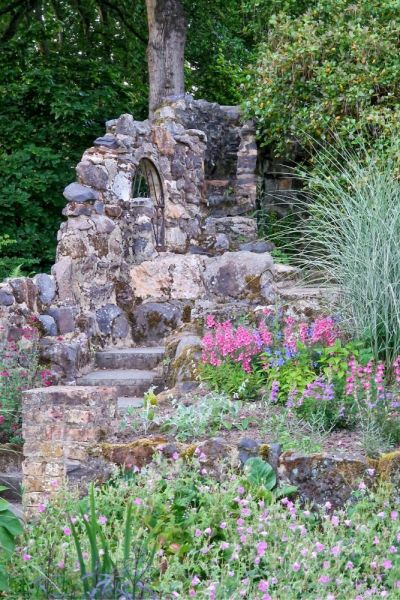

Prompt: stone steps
[95,347,165,370]
[78,346,166,410]
[77,368,163,397]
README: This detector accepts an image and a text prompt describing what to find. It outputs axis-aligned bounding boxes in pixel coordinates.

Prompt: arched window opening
[132,158,166,252]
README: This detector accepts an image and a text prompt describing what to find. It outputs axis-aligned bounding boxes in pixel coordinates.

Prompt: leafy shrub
[7,457,400,598]
[245,0,400,164]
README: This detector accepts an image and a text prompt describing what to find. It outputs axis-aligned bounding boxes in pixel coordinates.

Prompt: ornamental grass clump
[299,149,400,367]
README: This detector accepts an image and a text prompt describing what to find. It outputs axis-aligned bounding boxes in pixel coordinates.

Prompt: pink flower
[391,511,398,521]
[257,541,268,557]
[315,542,325,553]
[331,546,341,557]
[382,559,393,570]
[292,562,301,572]
[189,589,196,597]
[191,576,200,586]
[194,529,202,537]
[331,515,340,527]
[220,522,227,529]
[319,575,331,584]
[98,516,107,525]
[63,527,72,536]
[133,497,142,506]
[172,452,180,461]
[346,561,354,570]
[37,503,46,513]
[22,554,31,561]
[220,542,229,550]
[258,580,269,592]
[57,560,65,569]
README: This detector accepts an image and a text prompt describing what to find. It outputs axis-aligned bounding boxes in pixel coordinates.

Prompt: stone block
[63,182,99,203]
[34,273,56,305]
[48,306,76,335]
[94,134,119,149]
[9,277,37,309]
[77,161,108,190]
[38,314,57,336]
[0,288,14,306]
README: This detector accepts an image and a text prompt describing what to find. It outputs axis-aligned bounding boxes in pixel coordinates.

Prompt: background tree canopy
[0,0,399,277]
[0,0,251,275]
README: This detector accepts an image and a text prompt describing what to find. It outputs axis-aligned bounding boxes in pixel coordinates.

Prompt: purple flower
[292,562,301,572]
[319,575,331,584]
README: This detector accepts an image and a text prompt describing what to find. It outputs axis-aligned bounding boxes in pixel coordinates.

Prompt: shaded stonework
[0,97,263,381]
[22,386,117,514]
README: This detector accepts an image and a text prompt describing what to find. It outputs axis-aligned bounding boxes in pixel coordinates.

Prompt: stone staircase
[77,346,166,414]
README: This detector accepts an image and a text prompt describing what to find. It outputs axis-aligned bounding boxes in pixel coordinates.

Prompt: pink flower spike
[22,554,31,562]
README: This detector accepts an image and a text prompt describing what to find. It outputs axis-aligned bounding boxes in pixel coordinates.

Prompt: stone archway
[132,158,166,252]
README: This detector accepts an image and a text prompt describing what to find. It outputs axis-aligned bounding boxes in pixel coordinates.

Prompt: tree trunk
[145,0,186,119]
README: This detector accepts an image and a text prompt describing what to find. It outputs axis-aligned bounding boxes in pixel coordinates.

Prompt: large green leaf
[244,457,277,491]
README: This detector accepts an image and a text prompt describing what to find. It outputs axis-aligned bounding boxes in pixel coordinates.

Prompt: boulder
[63,182,99,203]
[76,162,109,191]
[203,251,274,300]
[130,254,204,301]
[132,302,182,343]
[277,452,374,508]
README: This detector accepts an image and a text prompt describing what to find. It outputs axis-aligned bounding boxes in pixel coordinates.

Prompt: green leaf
[244,457,277,491]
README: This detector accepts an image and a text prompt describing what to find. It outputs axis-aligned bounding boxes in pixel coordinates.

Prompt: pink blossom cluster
[345,356,400,408]
[202,313,342,373]
[202,317,272,372]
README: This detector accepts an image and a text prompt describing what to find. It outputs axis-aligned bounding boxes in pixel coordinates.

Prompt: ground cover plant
[7,455,400,599]
[199,310,400,455]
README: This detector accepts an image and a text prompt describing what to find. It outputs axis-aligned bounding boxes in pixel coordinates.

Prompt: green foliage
[244,457,277,490]
[7,459,400,598]
[162,392,240,441]
[299,148,400,366]
[199,360,265,400]
[245,0,400,163]
[69,484,155,598]
[0,487,23,592]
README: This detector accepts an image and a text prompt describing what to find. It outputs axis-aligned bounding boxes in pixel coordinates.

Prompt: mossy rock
[374,450,400,485]
[94,437,168,469]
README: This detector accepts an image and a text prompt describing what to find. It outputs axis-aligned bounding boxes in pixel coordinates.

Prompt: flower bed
[8,456,400,599]
[199,311,400,455]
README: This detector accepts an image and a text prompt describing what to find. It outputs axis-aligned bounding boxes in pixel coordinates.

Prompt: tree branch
[97,0,147,45]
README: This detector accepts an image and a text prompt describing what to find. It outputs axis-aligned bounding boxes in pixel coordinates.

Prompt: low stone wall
[22,386,117,515]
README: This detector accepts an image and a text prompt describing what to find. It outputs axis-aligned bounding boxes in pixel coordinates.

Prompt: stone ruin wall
[0,97,260,381]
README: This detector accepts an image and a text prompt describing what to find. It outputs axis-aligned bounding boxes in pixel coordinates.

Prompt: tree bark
[145,0,186,119]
